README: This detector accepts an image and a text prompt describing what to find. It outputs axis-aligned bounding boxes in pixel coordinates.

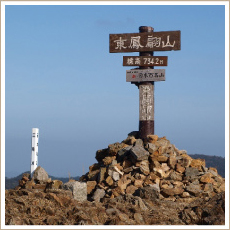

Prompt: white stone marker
[31,128,39,176]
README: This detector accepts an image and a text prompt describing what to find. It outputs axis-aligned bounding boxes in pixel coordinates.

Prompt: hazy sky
[3,3,227,178]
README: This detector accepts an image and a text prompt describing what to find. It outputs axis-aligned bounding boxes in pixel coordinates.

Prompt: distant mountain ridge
[5,154,225,190]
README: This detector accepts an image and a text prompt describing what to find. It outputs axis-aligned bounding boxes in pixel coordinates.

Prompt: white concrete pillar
[31,128,39,176]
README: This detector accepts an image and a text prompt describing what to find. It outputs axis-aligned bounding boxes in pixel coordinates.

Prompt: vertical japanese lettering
[139,85,154,121]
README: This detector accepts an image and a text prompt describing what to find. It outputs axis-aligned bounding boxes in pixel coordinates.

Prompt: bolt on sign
[110,31,180,53]
[126,69,165,82]
[123,56,168,66]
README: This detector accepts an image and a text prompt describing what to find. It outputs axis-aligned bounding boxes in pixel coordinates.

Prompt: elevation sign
[110,31,180,53]
[123,56,168,66]
[126,69,165,82]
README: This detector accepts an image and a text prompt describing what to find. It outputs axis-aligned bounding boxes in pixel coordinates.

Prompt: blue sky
[3,3,227,177]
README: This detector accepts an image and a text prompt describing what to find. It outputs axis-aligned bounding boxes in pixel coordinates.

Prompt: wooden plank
[123,56,168,66]
[110,31,180,53]
[126,69,165,82]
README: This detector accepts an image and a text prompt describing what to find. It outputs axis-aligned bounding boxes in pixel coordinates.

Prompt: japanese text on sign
[110,31,180,52]
[123,56,168,66]
[126,69,165,82]
[140,85,154,121]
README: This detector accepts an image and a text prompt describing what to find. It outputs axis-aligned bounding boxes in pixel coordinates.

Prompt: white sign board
[126,69,165,82]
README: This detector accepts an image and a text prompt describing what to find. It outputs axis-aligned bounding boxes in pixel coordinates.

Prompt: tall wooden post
[138,26,154,140]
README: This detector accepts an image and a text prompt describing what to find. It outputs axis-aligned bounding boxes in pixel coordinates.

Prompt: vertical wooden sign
[139,84,154,121]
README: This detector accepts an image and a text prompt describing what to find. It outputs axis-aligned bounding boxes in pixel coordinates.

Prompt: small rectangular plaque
[126,69,165,82]
[123,56,168,66]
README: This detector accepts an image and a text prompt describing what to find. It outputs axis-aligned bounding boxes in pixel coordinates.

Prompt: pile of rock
[6,132,225,225]
[80,132,225,203]
[16,166,88,202]
[17,166,51,191]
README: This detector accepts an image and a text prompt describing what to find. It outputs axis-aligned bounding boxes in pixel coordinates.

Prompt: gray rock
[181,209,199,224]
[108,169,120,181]
[134,212,144,224]
[169,171,183,181]
[117,146,132,161]
[180,150,187,155]
[136,186,159,200]
[135,139,144,147]
[111,159,117,165]
[208,169,218,177]
[32,166,49,183]
[185,183,202,196]
[149,183,160,193]
[112,171,120,181]
[147,143,158,154]
[161,187,184,197]
[168,156,177,169]
[162,153,170,157]
[92,188,105,202]
[158,138,170,147]
[135,196,149,211]
[130,146,149,161]
[203,183,213,193]
[140,160,150,175]
[178,157,191,168]
[191,179,199,185]
[185,167,200,179]
[106,208,117,215]
[63,181,87,202]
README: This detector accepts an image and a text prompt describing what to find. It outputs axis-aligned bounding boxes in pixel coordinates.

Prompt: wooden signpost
[109,26,181,140]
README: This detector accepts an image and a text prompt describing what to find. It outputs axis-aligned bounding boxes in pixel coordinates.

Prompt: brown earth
[5,188,225,225]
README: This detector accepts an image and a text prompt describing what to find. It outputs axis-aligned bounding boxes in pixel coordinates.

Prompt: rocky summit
[5,133,225,225]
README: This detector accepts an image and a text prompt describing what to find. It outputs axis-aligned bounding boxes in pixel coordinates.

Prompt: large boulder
[130,146,149,161]
[32,166,49,183]
[63,181,87,202]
